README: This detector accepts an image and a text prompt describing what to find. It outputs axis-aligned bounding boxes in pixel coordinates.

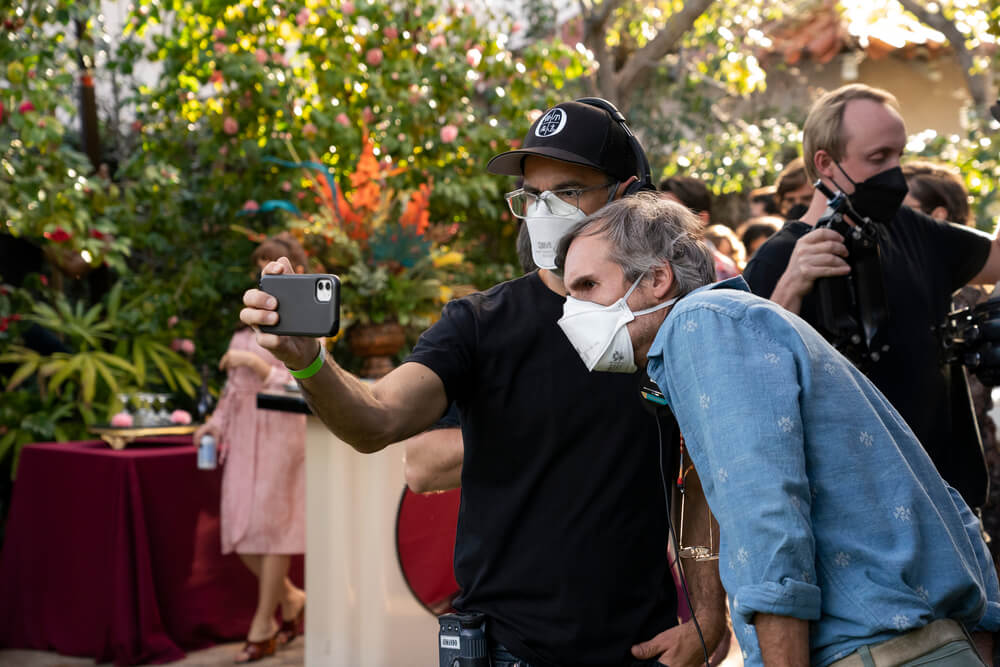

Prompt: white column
[305,417,439,666]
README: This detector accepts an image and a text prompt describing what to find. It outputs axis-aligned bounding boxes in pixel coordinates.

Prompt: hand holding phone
[258,273,341,338]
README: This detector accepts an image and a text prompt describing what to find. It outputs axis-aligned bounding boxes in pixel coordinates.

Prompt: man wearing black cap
[242,100,726,666]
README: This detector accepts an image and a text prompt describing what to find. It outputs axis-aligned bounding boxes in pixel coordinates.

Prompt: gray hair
[555,192,717,297]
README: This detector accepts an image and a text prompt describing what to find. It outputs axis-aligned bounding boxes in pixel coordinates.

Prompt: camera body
[812,183,890,366]
[940,297,1000,386]
[438,612,488,667]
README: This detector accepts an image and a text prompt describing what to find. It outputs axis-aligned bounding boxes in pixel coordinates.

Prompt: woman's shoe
[276,605,305,647]
[234,633,277,663]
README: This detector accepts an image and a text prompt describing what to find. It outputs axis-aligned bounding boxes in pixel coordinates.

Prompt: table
[0,437,303,665]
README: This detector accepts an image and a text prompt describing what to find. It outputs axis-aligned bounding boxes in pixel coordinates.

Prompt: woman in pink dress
[194,234,309,663]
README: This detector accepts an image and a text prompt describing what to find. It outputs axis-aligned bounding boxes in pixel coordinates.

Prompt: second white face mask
[558,275,677,373]
[523,197,586,270]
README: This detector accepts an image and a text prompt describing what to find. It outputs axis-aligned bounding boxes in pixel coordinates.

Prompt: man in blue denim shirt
[556,193,1000,666]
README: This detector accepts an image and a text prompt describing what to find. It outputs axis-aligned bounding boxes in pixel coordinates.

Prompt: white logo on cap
[535,108,567,138]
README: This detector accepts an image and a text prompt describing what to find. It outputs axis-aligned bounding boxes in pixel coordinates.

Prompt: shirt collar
[647,276,749,363]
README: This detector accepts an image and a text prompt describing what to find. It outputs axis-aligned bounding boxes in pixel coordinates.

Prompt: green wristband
[288,344,325,379]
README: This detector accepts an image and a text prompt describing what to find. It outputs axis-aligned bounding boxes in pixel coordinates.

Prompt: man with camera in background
[242,100,727,667]
[743,83,1000,511]
[556,192,1000,666]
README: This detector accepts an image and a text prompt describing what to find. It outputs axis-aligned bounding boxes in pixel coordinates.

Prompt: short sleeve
[904,209,991,290]
[405,298,478,404]
[743,225,804,299]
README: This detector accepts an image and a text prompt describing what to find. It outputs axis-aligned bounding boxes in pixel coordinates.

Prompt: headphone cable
[656,416,711,667]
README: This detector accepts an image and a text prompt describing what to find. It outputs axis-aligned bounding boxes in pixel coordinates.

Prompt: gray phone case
[259,274,340,337]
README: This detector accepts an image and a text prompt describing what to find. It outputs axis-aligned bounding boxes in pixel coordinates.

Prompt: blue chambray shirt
[645,278,1000,666]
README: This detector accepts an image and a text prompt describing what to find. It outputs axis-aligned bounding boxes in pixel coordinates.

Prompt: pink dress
[209,328,306,554]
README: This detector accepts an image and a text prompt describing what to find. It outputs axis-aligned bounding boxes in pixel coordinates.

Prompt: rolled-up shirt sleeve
[949,486,1000,631]
[649,304,821,625]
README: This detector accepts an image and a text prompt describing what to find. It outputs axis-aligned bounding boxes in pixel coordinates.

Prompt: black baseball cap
[487,101,636,182]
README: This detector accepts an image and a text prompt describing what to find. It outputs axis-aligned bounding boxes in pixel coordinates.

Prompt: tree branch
[895,0,991,117]
[613,0,715,103]
[580,0,626,100]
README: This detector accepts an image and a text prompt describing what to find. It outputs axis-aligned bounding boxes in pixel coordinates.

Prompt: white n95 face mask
[558,274,677,373]
[523,195,586,270]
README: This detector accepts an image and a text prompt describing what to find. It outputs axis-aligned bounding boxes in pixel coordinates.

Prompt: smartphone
[258,273,340,337]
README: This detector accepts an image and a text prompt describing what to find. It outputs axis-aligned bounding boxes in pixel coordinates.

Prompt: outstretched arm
[241,258,449,452]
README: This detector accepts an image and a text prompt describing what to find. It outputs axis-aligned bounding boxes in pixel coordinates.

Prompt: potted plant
[243,130,469,377]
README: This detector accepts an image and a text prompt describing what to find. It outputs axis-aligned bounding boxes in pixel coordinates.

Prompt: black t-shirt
[406,272,678,667]
[743,207,992,505]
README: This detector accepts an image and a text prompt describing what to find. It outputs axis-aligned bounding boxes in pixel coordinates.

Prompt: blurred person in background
[660,176,739,279]
[748,184,779,217]
[774,157,814,220]
[736,216,783,261]
[193,233,309,663]
[704,224,745,271]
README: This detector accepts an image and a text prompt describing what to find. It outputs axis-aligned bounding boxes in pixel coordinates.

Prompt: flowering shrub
[246,131,470,330]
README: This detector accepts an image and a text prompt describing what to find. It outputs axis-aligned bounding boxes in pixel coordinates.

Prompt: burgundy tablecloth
[0,438,303,665]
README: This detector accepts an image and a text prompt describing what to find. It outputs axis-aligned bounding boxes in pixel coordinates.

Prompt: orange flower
[400,182,432,234]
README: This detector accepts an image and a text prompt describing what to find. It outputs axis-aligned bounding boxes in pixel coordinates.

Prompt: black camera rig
[811,180,890,366]
[940,297,1000,387]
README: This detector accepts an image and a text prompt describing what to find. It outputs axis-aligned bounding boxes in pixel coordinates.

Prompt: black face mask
[834,163,909,223]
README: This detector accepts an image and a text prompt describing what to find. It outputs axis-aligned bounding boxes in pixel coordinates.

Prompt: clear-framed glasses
[504,181,618,219]
[677,440,719,562]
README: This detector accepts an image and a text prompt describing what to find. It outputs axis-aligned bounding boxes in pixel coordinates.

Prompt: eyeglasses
[677,436,719,562]
[505,181,618,219]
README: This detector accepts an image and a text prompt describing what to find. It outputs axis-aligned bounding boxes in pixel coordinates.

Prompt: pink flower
[466,48,482,67]
[0,100,4,123]
[342,1,355,15]
[366,48,383,66]
[272,52,286,66]
[362,107,375,124]
[511,21,523,33]
[281,181,292,192]
[213,42,227,56]
[223,116,239,135]
[242,200,259,212]
[296,9,310,27]
[254,49,268,65]
[302,122,318,138]
[170,338,195,355]
[170,409,192,425]
[18,100,35,114]
[335,112,350,127]
[111,412,134,427]
[440,124,459,143]
[167,315,179,328]
[384,26,398,40]
[429,34,446,49]
[213,28,226,39]
[209,70,223,84]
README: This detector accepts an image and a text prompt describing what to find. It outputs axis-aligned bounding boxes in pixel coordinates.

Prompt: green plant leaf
[4,359,40,392]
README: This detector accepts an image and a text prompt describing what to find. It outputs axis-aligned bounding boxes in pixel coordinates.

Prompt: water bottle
[197,434,217,470]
